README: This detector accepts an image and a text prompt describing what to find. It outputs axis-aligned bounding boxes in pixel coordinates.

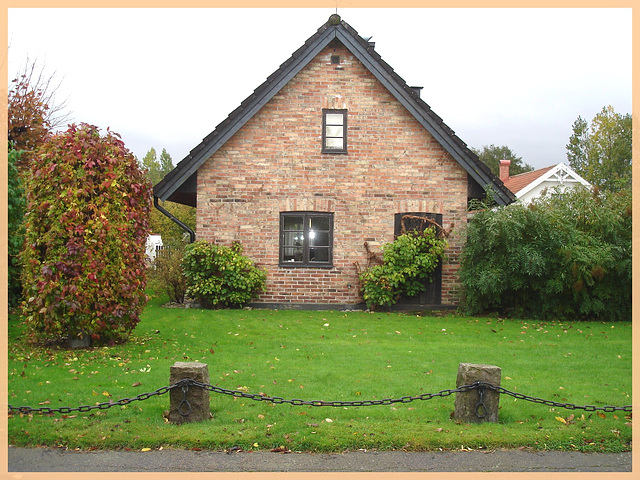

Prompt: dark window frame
[322,109,347,154]
[279,212,334,268]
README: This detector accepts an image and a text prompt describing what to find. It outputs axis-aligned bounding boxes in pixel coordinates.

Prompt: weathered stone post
[169,362,211,424]
[453,363,501,423]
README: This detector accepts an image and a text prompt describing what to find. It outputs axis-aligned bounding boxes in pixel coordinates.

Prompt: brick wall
[196,43,468,306]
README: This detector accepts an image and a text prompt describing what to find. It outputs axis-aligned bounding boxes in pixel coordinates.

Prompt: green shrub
[20,124,152,345]
[8,148,26,309]
[148,243,188,304]
[182,240,267,308]
[459,186,631,321]
[359,228,448,309]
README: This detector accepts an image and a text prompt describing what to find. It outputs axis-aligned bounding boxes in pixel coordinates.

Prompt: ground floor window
[279,212,333,267]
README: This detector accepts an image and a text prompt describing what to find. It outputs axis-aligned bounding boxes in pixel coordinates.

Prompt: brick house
[153,14,514,309]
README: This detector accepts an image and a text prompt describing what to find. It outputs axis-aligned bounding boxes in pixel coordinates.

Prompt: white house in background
[500,160,592,204]
[145,234,163,262]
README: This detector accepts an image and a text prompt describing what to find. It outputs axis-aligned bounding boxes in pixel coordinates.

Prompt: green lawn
[7,293,632,453]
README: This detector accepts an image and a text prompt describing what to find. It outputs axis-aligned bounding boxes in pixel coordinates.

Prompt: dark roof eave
[154,25,338,202]
[332,27,514,206]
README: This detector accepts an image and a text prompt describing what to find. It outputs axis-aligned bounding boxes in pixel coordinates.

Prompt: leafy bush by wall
[20,124,152,345]
[148,242,188,304]
[359,228,448,309]
[182,240,267,308]
[459,186,631,321]
[8,148,26,309]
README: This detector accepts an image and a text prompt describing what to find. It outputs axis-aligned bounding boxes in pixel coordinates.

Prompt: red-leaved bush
[21,123,152,345]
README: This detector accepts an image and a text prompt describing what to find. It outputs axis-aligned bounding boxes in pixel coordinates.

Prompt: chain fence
[7,378,632,417]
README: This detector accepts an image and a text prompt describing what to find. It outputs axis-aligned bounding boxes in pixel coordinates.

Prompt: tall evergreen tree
[141,147,161,185]
[159,148,174,176]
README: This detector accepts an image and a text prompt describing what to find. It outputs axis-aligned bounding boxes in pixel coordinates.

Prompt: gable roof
[154,14,515,207]
[502,165,555,195]
[504,162,591,198]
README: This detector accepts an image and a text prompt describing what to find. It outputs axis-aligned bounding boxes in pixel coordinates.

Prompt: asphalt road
[7,447,632,472]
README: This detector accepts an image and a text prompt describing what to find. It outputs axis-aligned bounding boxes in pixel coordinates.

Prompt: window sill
[321,149,348,155]
[278,263,335,269]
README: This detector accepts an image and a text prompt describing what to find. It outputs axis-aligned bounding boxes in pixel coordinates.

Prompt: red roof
[503,165,555,195]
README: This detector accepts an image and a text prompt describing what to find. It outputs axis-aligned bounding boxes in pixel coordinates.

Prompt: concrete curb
[8,447,632,472]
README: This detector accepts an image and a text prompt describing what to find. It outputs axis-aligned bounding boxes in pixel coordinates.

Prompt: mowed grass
[7,293,632,453]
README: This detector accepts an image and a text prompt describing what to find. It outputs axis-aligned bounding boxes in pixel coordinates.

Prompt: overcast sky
[7,7,632,171]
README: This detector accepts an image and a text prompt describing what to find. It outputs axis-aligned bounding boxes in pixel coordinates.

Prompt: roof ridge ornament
[329,13,341,25]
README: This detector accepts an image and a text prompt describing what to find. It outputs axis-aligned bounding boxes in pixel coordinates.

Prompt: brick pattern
[196,44,468,306]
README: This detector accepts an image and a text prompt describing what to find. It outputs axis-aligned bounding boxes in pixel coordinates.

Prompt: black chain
[476,381,633,413]
[7,379,632,415]
[186,379,478,407]
[7,382,182,415]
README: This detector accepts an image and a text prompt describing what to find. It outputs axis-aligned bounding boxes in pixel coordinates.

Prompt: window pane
[310,247,330,262]
[325,114,344,125]
[283,231,304,247]
[325,137,344,149]
[310,216,331,231]
[283,216,303,231]
[283,246,303,262]
[325,126,343,138]
[310,231,329,247]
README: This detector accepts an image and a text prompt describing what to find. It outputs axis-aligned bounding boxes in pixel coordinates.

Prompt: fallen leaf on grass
[555,414,575,425]
[141,448,151,452]
[598,412,607,419]
[271,446,291,453]
[132,382,142,387]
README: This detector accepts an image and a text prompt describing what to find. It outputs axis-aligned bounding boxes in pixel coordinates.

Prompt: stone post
[169,362,211,424]
[453,363,501,423]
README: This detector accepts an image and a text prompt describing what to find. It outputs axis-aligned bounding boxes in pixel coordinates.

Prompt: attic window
[331,55,340,64]
[322,109,347,154]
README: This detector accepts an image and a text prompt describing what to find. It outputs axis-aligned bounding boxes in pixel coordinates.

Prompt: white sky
[7,7,632,171]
